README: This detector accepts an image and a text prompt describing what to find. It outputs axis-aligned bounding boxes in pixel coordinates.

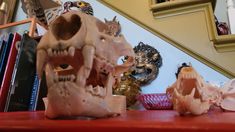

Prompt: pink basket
[137,93,173,110]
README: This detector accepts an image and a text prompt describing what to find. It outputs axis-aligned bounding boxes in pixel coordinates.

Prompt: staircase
[99,0,235,78]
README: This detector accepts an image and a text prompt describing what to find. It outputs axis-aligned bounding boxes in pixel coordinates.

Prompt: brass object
[0,2,7,25]
[113,42,162,108]
[113,72,141,108]
[129,42,162,86]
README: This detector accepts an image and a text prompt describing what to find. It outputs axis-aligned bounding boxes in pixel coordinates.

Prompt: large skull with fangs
[36,11,135,119]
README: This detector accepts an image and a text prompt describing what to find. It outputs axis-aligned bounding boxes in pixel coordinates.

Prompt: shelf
[0,110,235,132]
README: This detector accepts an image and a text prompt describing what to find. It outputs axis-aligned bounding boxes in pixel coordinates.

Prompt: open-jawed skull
[166,65,235,115]
[36,11,135,119]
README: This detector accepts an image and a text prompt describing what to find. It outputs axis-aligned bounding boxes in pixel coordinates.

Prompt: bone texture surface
[166,65,235,115]
[36,11,135,119]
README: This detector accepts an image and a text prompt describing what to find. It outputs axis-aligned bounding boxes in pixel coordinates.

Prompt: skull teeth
[179,72,197,79]
[47,46,75,57]
[86,85,106,97]
[54,74,76,82]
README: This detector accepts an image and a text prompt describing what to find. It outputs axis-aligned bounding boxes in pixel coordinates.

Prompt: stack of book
[0,33,47,112]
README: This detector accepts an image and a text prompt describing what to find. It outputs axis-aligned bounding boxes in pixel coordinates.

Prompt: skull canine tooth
[82,45,95,78]
[36,49,47,78]
[68,46,75,57]
[47,48,53,57]
[76,66,86,88]
[45,64,55,88]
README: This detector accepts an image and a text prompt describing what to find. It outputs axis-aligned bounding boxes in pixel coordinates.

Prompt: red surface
[0,110,235,132]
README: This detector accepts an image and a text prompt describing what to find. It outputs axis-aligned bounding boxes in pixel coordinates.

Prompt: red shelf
[0,110,235,132]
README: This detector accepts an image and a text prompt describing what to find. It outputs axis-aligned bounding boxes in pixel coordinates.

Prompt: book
[0,40,5,62]
[0,33,14,86]
[35,71,47,110]
[0,34,8,54]
[4,35,23,112]
[0,33,21,111]
[28,73,40,111]
[28,39,47,111]
[0,37,4,53]
[4,34,38,112]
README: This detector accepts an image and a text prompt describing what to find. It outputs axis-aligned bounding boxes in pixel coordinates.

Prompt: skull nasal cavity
[52,14,82,40]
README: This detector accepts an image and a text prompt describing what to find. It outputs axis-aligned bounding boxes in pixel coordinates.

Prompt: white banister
[227,0,235,34]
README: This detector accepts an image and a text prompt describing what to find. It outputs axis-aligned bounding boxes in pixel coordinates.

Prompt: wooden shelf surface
[0,110,235,132]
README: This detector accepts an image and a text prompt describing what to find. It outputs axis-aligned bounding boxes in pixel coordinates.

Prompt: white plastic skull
[36,11,135,118]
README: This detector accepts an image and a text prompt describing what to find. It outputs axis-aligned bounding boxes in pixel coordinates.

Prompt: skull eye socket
[52,14,82,40]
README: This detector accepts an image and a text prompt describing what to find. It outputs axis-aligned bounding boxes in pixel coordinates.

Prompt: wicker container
[137,93,173,110]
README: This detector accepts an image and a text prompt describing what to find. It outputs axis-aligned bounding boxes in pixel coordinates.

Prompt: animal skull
[220,79,235,111]
[166,65,225,115]
[36,11,135,118]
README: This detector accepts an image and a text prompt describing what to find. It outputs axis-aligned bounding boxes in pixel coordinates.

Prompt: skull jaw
[44,82,126,119]
[173,89,210,116]
[169,73,211,116]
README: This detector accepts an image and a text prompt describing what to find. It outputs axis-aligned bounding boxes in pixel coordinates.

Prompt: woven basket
[137,93,173,110]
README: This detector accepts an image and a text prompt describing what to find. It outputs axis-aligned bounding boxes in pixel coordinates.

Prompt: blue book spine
[0,33,14,84]
[28,73,41,111]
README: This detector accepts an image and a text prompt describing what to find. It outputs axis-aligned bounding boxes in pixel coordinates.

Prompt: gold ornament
[113,72,141,108]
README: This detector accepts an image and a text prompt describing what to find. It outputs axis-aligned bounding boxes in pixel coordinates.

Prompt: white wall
[214,0,235,34]
[215,0,228,23]
[14,0,229,94]
[227,0,235,34]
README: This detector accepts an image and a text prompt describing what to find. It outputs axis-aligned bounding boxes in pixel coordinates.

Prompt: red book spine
[0,33,21,111]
